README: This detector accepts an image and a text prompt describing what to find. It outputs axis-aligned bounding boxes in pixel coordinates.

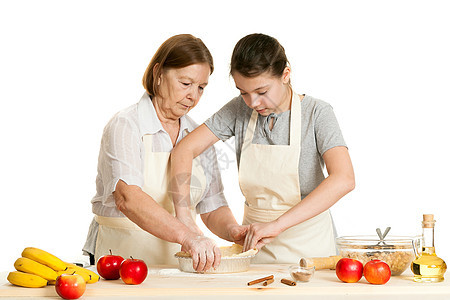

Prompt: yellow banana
[64,262,100,284]
[22,247,66,271]
[57,268,90,283]
[7,271,48,288]
[14,257,58,281]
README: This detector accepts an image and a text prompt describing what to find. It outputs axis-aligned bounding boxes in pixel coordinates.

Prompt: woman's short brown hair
[230,33,289,79]
[142,34,214,97]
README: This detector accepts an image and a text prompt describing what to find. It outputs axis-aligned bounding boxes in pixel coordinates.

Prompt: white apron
[238,92,336,264]
[95,134,207,265]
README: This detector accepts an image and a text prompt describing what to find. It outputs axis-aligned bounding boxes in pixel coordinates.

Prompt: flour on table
[150,268,237,277]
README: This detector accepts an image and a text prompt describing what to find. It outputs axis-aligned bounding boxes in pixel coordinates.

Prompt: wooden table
[1,264,449,299]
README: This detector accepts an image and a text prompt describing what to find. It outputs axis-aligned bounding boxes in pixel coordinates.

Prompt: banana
[22,247,66,271]
[7,271,48,288]
[64,262,100,284]
[57,268,90,283]
[14,257,58,281]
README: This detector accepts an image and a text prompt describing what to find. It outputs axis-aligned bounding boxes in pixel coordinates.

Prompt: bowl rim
[336,235,419,243]
[289,265,315,271]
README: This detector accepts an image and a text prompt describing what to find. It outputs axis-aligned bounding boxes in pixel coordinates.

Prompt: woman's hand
[181,232,221,272]
[243,221,283,251]
[226,224,249,246]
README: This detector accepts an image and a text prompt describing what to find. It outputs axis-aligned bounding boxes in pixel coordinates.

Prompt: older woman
[83,34,247,272]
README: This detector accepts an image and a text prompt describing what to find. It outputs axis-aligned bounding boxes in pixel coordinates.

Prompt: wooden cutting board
[1,264,449,299]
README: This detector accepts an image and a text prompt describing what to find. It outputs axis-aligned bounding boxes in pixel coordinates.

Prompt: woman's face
[232,68,291,116]
[157,63,210,120]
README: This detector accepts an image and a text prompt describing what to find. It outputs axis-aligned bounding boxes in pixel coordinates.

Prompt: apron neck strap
[243,91,302,147]
[289,92,302,146]
[143,134,154,153]
[243,110,258,146]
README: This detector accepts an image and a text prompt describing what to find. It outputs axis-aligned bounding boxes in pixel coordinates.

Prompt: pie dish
[174,244,258,273]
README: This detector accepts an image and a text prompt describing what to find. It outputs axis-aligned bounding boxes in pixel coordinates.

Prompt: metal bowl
[174,252,257,273]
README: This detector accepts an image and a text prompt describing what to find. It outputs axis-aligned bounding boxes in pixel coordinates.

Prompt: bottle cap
[422,214,436,228]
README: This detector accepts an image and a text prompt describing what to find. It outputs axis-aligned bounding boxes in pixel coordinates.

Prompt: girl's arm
[201,206,249,245]
[243,146,355,251]
[170,124,220,223]
[171,124,249,244]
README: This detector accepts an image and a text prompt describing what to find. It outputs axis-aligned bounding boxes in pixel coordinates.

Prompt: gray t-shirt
[204,94,347,199]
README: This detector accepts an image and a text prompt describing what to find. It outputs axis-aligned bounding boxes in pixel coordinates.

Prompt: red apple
[55,273,86,300]
[119,257,148,285]
[96,249,124,280]
[363,260,391,284]
[336,258,363,283]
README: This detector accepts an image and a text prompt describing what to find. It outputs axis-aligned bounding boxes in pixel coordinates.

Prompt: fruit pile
[335,257,391,285]
[96,250,148,285]
[7,247,99,299]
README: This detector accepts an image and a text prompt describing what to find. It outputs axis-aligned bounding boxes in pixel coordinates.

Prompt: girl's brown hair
[142,34,214,97]
[230,33,289,78]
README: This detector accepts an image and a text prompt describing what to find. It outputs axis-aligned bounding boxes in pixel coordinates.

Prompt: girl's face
[232,67,291,116]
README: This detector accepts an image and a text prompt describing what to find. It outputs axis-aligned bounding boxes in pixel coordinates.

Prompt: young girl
[170,33,355,264]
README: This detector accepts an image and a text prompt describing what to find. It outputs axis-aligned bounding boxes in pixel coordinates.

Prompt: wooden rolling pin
[299,256,342,270]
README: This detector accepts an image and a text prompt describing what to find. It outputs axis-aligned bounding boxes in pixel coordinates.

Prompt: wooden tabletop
[1,264,449,299]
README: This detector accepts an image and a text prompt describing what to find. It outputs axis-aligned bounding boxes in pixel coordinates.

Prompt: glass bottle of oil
[411,214,447,282]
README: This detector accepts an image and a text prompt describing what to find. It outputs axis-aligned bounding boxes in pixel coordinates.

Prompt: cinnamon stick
[281,278,296,286]
[247,275,274,286]
[262,278,274,286]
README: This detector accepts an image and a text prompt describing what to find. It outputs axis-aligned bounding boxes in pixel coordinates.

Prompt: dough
[175,244,258,258]
[221,244,258,257]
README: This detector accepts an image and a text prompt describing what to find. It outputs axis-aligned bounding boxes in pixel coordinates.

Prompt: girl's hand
[243,221,282,251]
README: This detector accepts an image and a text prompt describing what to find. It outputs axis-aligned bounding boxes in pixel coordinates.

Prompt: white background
[1,0,449,271]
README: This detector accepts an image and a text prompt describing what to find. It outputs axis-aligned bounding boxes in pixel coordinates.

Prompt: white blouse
[83,93,228,256]
[91,92,228,217]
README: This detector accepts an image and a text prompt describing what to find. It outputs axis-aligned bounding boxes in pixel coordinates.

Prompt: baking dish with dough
[174,244,258,273]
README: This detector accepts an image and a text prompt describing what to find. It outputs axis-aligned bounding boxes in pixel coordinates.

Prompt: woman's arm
[114,180,221,272]
[243,146,355,251]
[170,124,220,224]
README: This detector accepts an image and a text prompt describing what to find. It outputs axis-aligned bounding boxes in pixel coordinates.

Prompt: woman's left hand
[243,221,282,251]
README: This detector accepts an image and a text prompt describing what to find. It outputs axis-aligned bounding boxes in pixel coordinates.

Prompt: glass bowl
[336,235,417,276]
[289,265,315,282]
